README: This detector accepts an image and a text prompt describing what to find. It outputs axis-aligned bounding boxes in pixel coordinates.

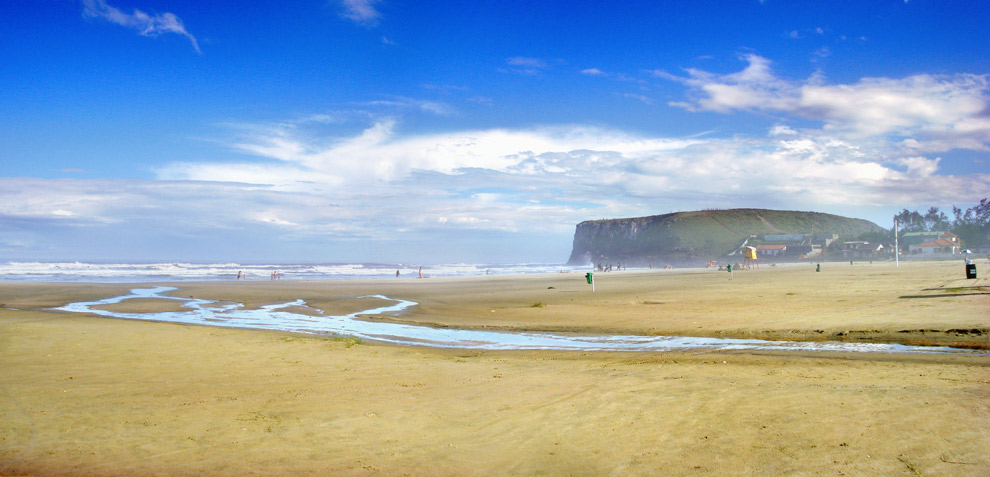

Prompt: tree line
[858,198,990,249]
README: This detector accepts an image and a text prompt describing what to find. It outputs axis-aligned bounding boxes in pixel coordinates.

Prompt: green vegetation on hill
[567,208,882,265]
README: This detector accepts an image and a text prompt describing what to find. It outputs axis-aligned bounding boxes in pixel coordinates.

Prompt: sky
[1,0,989,263]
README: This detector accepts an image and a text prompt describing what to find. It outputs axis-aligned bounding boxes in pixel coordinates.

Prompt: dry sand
[1,260,988,475]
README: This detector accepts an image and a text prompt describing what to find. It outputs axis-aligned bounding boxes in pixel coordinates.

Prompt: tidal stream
[57,287,981,354]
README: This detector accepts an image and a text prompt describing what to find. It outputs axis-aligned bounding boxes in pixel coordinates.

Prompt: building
[842,241,884,259]
[902,231,959,247]
[909,239,960,256]
[755,244,787,257]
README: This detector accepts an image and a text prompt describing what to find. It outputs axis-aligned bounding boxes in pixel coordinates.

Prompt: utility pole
[894,217,899,267]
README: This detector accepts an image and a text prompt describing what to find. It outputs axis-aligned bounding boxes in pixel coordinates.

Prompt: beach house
[909,238,960,256]
[842,241,885,259]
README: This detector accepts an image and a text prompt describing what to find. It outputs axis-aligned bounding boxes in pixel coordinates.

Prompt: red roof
[756,245,787,250]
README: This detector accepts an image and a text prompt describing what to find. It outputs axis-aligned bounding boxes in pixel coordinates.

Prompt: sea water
[0,261,590,282]
[55,287,984,355]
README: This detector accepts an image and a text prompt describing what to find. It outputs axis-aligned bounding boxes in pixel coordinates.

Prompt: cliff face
[566,209,882,265]
[567,213,681,265]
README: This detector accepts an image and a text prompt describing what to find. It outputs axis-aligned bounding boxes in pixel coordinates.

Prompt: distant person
[396,270,400,278]
[418,266,423,279]
[237,271,242,280]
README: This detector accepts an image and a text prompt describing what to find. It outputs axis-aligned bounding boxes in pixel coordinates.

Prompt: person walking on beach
[396,270,400,278]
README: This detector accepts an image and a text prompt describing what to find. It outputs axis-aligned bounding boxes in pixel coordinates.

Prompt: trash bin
[965,263,977,279]
[585,272,594,284]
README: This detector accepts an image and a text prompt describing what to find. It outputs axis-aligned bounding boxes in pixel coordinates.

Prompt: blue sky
[1,0,988,263]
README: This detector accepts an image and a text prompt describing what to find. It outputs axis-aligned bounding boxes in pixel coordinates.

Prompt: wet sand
[91,298,196,314]
[1,260,988,474]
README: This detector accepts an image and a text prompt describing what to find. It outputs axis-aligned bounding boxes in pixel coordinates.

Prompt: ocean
[0,261,591,283]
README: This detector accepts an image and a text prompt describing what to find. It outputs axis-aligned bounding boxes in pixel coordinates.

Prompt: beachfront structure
[901,231,959,247]
[842,241,885,259]
[755,244,787,257]
[746,233,835,259]
[909,239,960,256]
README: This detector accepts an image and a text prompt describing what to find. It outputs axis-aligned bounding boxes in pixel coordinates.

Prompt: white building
[909,239,960,256]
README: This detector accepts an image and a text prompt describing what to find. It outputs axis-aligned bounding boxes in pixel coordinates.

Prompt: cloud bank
[661,54,990,152]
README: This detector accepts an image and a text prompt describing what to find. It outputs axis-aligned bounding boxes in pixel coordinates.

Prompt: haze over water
[0,261,590,282]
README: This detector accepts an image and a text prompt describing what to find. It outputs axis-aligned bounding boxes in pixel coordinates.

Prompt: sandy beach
[2,260,988,475]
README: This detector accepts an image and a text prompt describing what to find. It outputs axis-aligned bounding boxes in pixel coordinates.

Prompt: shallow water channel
[57,287,981,354]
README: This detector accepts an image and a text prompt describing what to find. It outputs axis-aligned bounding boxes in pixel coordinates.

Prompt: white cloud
[507,57,546,68]
[769,125,798,137]
[897,156,940,176]
[663,54,990,151]
[621,93,654,105]
[504,57,549,75]
[581,68,605,76]
[362,97,455,116]
[339,0,382,25]
[81,0,201,53]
